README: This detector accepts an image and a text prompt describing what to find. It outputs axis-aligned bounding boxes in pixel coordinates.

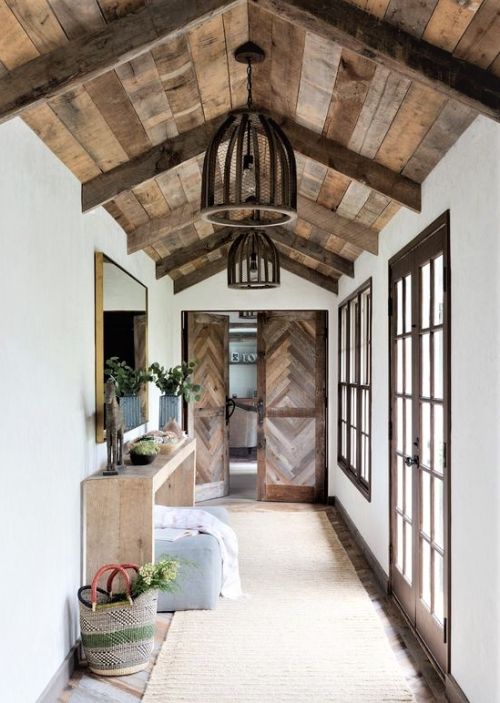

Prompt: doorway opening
[182,310,328,505]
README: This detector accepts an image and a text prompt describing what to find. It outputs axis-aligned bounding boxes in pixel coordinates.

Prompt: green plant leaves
[149,359,201,402]
[105,356,152,396]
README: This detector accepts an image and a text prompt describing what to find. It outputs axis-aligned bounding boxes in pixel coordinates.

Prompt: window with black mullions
[338,279,372,499]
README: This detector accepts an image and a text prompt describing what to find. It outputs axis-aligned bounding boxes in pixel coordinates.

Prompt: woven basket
[78,563,158,676]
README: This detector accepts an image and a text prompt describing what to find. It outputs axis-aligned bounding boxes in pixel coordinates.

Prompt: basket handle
[91,564,132,611]
[106,563,139,596]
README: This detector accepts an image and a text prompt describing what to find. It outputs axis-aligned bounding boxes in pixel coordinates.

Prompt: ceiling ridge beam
[0,0,240,125]
[156,228,238,278]
[253,0,499,121]
[173,257,228,294]
[82,112,421,213]
[278,251,338,294]
[269,226,354,277]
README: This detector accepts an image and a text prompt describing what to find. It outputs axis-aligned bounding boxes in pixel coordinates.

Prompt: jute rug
[143,510,414,702]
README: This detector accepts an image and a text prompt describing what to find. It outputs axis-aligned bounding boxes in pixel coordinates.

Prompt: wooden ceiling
[0,0,498,294]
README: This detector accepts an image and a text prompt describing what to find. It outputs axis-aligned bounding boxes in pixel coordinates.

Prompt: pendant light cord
[246,59,253,110]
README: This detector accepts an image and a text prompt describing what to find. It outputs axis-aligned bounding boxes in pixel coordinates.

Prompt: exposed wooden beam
[173,257,228,294]
[84,118,223,213]
[0,0,239,125]
[297,196,378,254]
[83,112,420,213]
[128,202,199,254]
[277,117,420,211]
[156,228,237,278]
[269,227,354,277]
[253,0,500,121]
[278,252,338,294]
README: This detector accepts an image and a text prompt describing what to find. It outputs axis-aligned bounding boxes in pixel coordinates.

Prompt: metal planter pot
[119,394,142,431]
[159,394,181,429]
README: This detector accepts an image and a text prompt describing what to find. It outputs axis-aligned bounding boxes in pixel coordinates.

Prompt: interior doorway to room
[389,213,450,673]
[183,310,328,504]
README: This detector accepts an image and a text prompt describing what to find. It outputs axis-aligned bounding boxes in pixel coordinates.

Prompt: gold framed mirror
[95,252,148,443]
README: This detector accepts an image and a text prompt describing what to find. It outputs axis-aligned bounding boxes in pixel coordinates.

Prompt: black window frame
[338,278,372,500]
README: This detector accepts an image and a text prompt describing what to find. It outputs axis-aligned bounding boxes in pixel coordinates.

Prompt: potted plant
[129,439,159,465]
[149,360,202,429]
[105,357,152,431]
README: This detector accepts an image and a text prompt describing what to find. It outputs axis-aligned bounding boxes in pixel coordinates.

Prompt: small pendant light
[227,229,280,289]
[201,42,297,228]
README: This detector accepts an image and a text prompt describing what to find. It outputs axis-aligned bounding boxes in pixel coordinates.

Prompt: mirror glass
[95,253,148,442]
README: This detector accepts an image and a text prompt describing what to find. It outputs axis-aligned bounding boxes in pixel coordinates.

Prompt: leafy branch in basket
[132,558,180,597]
[149,360,202,402]
[105,357,152,397]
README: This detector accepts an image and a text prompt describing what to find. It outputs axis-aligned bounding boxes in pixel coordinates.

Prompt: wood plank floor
[60,475,447,702]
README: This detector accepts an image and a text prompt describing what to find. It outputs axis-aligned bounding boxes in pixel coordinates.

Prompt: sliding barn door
[389,213,450,672]
[187,312,230,501]
[257,311,327,503]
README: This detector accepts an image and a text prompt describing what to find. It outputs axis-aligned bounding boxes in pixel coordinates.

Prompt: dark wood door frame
[182,309,329,503]
[388,211,451,674]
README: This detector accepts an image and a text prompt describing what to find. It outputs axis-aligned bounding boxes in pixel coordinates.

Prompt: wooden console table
[83,438,196,582]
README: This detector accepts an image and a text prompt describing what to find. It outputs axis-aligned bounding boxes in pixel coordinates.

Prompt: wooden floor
[60,476,447,702]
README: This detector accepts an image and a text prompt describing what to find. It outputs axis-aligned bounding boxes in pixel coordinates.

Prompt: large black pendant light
[227,229,280,289]
[200,42,297,228]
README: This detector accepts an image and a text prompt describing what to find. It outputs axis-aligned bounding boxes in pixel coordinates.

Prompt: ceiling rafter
[127,193,378,255]
[155,225,355,279]
[252,0,500,121]
[83,111,421,213]
[173,256,228,294]
[0,0,241,125]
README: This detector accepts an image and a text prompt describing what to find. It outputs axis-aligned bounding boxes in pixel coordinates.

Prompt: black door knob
[404,455,419,467]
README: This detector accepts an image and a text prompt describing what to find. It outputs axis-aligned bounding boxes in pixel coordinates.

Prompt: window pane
[421,470,431,537]
[421,538,431,608]
[421,402,431,467]
[421,333,430,397]
[397,339,403,393]
[433,330,443,399]
[405,462,413,519]
[397,279,403,336]
[397,515,404,571]
[397,398,403,453]
[405,521,413,582]
[433,255,444,325]
[405,398,412,455]
[421,263,430,329]
[340,306,347,382]
[404,275,412,333]
[434,404,444,474]
[433,551,444,623]
[349,300,357,383]
[397,456,404,511]
[405,336,412,394]
[433,476,444,549]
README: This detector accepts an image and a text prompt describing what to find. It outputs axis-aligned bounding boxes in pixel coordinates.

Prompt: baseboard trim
[36,642,79,703]
[445,674,470,703]
[329,496,389,595]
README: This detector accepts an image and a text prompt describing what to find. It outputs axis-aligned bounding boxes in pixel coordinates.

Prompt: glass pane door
[390,215,449,673]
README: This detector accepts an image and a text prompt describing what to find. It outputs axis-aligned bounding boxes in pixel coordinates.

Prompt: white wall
[103,261,146,311]
[170,270,338,482]
[336,116,500,703]
[0,119,173,703]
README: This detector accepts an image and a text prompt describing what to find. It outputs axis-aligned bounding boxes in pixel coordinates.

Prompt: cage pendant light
[201,42,297,228]
[227,229,280,288]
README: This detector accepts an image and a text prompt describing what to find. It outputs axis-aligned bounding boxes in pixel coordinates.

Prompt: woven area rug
[143,510,414,702]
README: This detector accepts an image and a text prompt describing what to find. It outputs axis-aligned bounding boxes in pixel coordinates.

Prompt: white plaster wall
[336,116,500,703]
[0,119,173,703]
[170,270,338,486]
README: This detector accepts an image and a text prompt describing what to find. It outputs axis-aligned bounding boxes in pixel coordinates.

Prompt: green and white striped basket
[78,563,157,676]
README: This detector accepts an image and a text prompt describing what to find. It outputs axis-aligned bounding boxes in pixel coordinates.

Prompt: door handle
[225,398,236,425]
[257,399,264,425]
[405,455,419,467]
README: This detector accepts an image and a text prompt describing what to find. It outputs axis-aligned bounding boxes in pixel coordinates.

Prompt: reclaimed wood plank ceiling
[0,0,498,292]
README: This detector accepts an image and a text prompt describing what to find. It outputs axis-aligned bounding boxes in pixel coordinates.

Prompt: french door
[389,213,450,672]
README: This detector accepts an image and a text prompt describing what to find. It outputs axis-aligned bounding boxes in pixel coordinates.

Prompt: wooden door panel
[187,312,229,501]
[258,311,326,503]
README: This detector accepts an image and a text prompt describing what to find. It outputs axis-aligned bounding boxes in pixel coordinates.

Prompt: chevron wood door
[257,311,327,503]
[187,312,229,502]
